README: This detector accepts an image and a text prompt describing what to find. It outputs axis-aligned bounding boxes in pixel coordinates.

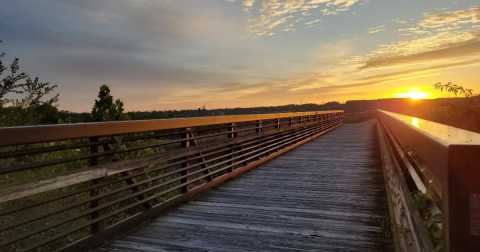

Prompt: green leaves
[433,82,480,133]
[434,82,473,97]
[429,213,443,223]
[369,215,393,239]
[114,135,123,144]
[1,39,59,126]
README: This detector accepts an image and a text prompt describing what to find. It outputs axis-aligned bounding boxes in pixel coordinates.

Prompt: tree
[0,40,59,126]
[92,84,130,122]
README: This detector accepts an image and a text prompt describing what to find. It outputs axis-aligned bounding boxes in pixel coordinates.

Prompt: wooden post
[89,137,105,233]
[256,120,262,160]
[446,146,480,251]
[180,128,190,193]
[275,118,280,151]
[227,123,236,172]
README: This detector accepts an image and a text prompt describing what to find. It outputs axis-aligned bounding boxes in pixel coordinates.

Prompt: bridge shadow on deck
[99,120,394,252]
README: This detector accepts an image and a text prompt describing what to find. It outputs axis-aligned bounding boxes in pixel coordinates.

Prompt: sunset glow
[394,90,430,100]
[2,1,480,111]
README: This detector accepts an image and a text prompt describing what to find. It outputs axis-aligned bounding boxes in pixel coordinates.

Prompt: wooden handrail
[0,111,342,147]
[377,109,480,252]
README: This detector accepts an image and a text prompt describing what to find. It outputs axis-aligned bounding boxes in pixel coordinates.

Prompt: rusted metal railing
[0,111,343,252]
[376,110,480,252]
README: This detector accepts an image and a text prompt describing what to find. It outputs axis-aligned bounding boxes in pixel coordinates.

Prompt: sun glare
[406,91,429,100]
[393,89,430,100]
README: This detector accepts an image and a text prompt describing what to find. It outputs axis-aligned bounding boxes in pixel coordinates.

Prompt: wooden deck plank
[98,120,394,252]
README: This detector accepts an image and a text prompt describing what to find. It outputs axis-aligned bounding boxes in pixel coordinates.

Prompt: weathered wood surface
[98,120,394,252]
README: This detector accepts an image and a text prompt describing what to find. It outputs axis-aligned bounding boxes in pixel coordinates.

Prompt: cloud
[391,18,407,24]
[327,0,359,11]
[368,25,386,34]
[396,27,432,35]
[354,29,480,69]
[243,0,256,7]
[419,7,480,28]
[321,9,338,15]
[301,5,319,10]
[245,0,361,36]
[355,59,480,81]
[308,0,330,3]
[305,19,322,25]
[359,39,480,69]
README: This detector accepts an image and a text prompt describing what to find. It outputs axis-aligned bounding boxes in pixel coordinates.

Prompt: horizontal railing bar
[0,111,341,147]
[0,119,340,248]
[406,151,443,200]
[381,118,427,193]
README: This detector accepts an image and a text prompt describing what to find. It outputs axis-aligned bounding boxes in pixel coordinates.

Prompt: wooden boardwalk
[98,120,394,252]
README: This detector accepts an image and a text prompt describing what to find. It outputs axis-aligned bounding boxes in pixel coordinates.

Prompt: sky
[1,0,480,112]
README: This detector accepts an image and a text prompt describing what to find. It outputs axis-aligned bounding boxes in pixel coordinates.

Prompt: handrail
[0,110,344,252]
[0,111,343,147]
[377,110,480,252]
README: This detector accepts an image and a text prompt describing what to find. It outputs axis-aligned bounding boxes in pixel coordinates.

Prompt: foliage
[369,215,394,238]
[92,84,131,122]
[410,190,444,251]
[0,40,59,126]
[434,82,480,132]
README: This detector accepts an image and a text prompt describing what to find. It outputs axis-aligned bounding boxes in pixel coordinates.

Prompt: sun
[406,91,429,100]
[393,89,430,100]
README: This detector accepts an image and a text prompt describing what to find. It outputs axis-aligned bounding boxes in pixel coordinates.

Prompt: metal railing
[0,111,344,252]
[376,110,480,252]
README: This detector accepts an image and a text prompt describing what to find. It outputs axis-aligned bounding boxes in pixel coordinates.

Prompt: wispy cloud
[321,9,339,15]
[368,25,386,34]
[245,0,362,36]
[305,19,322,25]
[419,7,480,28]
[390,18,407,24]
[355,59,480,81]
[358,35,480,69]
[243,0,256,7]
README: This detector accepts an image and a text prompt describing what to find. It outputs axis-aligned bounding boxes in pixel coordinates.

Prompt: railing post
[89,137,105,233]
[180,128,190,193]
[256,120,262,160]
[446,146,480,251]
[227,123,236,172]
[275,118,280,151]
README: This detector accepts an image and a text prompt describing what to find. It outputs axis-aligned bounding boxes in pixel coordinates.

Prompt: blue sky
[1,0,480,111]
